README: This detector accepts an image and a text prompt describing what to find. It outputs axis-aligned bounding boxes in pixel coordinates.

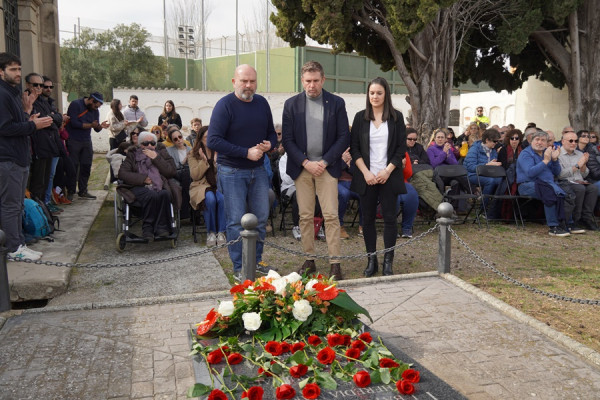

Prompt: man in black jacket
[0,53,52,260]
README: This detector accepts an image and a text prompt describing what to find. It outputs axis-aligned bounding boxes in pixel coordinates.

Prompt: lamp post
[178,25,195,89]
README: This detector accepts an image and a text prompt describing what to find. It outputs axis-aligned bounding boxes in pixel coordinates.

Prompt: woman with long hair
[350,77,406,277]
[106,99,135,149]
[188,126,226,247]
[158,100,182,129]
[166,128,192,220]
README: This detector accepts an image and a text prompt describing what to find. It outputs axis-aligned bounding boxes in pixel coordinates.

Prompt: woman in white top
[350,77,407,277]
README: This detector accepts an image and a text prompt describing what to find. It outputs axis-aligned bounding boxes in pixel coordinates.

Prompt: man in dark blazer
[282,60,350,280]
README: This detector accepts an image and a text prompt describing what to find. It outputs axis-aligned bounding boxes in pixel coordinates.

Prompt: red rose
[206,349,224,364]
[307,335,322,346]
[302,383,321,399]
[396,380,415,395]
[280,342,291,353]
[316,347,336,364]
[219,346,231,355]
[275,384,296,399]
[289,364,308,378]
[265,341,283,356]
[258,361,276,376]
[353,371,371,388]
[341,335,351,346]
[242,386,264,400]
[402,369,420,383]
[345,347,361,360]
[196,308,218,336]
[379,357,400,368]
[351,340,366,351]
[326,333,344,347]
[358,332,373,343]
[207,389,228,400]
[291,342,306,353]
[227,352,243,365]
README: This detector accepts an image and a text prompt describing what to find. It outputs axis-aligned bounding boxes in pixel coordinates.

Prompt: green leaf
[380,368,391,384]
[186,383,211,398]
[370,369,382,384]
[329,292,372,322]
[271,363,283,375]
[299,377,310,389]
[316,371,338,390]
[289,351,308,365]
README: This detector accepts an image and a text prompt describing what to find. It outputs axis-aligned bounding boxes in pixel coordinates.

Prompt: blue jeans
[44,156,59,204]
[218,164,269,272]
[518,181,559,227]
[396,183,419,233]
[338,180,361,226]
[203,190,226,233]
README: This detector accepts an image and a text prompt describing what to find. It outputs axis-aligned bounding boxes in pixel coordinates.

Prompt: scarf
[134,148,163,191]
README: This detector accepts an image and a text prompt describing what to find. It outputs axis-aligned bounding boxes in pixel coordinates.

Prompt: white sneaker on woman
[216,232,226,246]
[8,245,42,261]
[206,232,217,247]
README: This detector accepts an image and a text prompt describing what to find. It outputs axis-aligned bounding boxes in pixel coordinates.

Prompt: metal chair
[475,165,526,228]
[434,164,480,225]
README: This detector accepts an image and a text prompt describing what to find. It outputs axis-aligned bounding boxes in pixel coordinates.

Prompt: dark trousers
[360,181,398,253]
[67,140,93,194]
[28,157,52,201]
[129,186,172,234]
[559,181,598,223]
[175,167,191,220]
[281,188,300,226]
[53,156,77,189]
[0,161,29,252]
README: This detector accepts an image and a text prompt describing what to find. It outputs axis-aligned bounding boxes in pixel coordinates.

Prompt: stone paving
[1,276,599,399]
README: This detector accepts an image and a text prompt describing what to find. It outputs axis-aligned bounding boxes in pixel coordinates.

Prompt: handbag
[115,129,127,144]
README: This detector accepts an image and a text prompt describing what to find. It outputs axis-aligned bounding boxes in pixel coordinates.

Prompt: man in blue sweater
[207,64,278,281]
[66,91,109,200]
[0,53,52,260]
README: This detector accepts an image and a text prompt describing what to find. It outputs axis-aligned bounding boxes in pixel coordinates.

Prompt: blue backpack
[23,198,54,239]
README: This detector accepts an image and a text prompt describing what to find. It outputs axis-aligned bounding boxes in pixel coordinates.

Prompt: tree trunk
[578,0,600,131]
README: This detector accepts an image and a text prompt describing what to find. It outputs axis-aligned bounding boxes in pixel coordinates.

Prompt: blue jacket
[464,140,498,178]
[0,79,36,167]
[516,144,561,184]
[66,97,102,142]
[282,90,350,180]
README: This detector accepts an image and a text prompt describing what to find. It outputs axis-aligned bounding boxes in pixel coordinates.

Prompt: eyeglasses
[566,139,578,143]
[590,135,597,139]
[131,132,139,136]
[580,134,589,138]
[407,137,418,141]
[491,140,499,143]
[30,83,43,88]
[43,85,54,89]
[141,141,156,146]
[172,135,183,142]
[510,137,520,141]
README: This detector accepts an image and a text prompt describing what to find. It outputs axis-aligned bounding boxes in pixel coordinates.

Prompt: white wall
[514,76,569,136]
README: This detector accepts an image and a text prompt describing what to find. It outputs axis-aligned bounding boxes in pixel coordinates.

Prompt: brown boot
[329,263,343,281]
[298,259,317,276]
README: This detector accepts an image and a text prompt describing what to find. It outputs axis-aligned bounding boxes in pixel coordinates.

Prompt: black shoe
[363,256,378,277]
[298,260,317,276]
[142,231,154,242]
[581,219,600,231]
[567,223,586,234]
[256,261,277,275]
[329,263,343,281]
[66,192,74,201]
[382,251,394,276]
[156,229,170,238]
[548,226,570,237]
[78,191,96,200]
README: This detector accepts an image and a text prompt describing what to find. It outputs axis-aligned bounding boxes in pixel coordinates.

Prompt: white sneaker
[292,226,301,240]
[317,226,326,240]
[216,232,226,246]
[206,232,217,247]
[21,245,42,256]
[9,245,42,261]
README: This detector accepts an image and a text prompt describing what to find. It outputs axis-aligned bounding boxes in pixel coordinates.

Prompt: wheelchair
[113,187,180,252]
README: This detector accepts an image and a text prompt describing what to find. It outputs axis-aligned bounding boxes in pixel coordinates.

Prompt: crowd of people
[3,53,599,280]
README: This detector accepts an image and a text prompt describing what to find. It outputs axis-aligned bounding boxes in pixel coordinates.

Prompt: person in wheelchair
[118,131,178,241]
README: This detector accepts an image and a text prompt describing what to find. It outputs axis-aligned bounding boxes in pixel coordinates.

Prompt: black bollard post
[0,230,11,312]
[436,202,454,274]
[240,213,258,282]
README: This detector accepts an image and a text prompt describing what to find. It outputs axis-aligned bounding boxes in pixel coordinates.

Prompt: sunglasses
[141,141,156,146]
[131,132,139,136]
[492,140,499,143]
[43,85,54,89]
[510,137,519,140]
[407,137,418,141]
[591,135,597,139]
[172,135,183,142]
[566,139,578,143]
[30,83,43,88]
[580,134,589,138]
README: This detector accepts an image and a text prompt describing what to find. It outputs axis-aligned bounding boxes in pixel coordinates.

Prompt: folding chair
[475,165,527,228]
[434,164,480,225]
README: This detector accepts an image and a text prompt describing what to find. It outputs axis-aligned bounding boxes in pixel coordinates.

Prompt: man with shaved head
[207,64,278,281]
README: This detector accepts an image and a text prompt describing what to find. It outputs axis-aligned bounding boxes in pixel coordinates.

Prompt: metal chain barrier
[6,237,242,269]
[448,226,600,306]
[262,224,439,260]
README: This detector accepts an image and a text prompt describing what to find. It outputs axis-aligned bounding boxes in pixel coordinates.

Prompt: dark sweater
[207,92,277,169]
[66,97,101,142]
[0,79,36,166]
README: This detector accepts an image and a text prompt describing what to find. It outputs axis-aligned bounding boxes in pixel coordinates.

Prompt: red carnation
[379,358,400,368]
[275,384,296,399]
[307,335,322,346]
[206,349,224,364]
[351,340,365,351]
[313,282,339,300]
[207,388,227,400]
[353,371,371,388]
[345,347,361,360]
[265,341,283,356]
[402,369,420,383]
[326,333,344,347]
[227,352,243,365]
[291,342,306,353]
[289,364,308,378]
[196,308,218,336]
[396,380,415,395]
[358,332,373,343]
[316,347,336,364]
[302,383,321,399]
[280,342,291,353]
[242,386,264,400]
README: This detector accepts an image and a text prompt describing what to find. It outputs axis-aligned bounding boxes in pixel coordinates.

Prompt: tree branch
[530,29,571,76]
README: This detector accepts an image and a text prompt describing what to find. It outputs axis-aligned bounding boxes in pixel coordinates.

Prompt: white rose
[285,272,302,284]
[305,279,319,291]
[217,300,235,317]
[272,278,288,296]
[267,270,281,279]
[292,299,313,322]
[242,312,262,331]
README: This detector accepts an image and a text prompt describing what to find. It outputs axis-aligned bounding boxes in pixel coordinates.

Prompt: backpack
[23,198,53,239]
